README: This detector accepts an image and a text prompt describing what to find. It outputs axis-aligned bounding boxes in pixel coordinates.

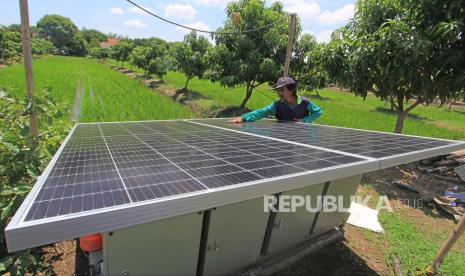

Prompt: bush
[0,88,69,274]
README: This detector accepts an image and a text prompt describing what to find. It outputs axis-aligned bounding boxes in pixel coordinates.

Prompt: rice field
[0,56,195,122]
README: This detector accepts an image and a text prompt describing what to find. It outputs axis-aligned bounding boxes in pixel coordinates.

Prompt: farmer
[229,77,323,123]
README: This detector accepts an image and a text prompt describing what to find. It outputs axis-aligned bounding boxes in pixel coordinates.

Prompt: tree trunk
[240,84,253,109]
[394,111,407,133]
[184,76,192,89]
[393,95,423,133]
[389,95,396,112]
[448,99,454,111]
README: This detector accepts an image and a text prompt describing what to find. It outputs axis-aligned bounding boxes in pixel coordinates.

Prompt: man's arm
[241,102,276,122]
[301,101,323,123]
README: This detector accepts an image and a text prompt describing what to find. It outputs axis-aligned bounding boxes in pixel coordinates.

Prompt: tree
[171,31,211,89]
[133,37,168,48]
[88,46,109,60]
[205,0,295,108]
[291,33,327,94]
[147,58,167,80]
[321,0,465,133]
[110,40,134,67]
[130,43,166,76]
[81,28,107,47]
[409,0,465,112]
[31,37,55,56]
[36,14,86,56]
[0,26,22,63]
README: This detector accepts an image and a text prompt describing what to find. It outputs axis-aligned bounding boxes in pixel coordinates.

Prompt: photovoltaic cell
[23,120,369,222]
[19,118,465,225]
[25,125,131,221]
[195,119,460,159]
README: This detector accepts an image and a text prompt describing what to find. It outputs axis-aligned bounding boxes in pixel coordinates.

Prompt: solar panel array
[7,118,465,253]
[24,121,368,222]
[198,119,457,158]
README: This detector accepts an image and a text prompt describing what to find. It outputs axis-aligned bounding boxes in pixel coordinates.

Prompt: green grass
[0,56,195,122]
[0,55,81,103]
[162,71,279,110]
[380,211,465,275]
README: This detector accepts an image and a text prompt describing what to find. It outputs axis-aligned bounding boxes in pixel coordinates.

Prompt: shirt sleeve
[301,101,323,123]
[241,102,276,122]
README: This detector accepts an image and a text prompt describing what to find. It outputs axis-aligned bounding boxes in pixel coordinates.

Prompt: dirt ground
[36,159,464,276]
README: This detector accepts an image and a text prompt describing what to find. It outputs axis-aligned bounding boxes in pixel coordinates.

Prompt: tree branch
[390,95,398,110]
[252,82,264,89]
[405,96,423,113]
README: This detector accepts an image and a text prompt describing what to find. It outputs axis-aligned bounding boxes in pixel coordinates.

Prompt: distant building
[99,38,120,48]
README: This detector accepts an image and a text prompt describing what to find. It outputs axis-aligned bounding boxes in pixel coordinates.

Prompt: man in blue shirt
[229,77,323,123]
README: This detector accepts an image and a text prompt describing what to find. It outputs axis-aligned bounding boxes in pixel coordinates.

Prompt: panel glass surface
[196,119,458,158]
[24,121,366,222]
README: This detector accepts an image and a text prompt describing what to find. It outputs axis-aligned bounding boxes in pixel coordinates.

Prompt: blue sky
[0,0,355,42]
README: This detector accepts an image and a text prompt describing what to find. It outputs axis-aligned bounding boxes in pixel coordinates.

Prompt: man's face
[277,86,292,99]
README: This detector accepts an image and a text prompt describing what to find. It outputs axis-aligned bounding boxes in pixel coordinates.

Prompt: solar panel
[23,121,372,223]
[193,119,465,168]
[6,119,464,252]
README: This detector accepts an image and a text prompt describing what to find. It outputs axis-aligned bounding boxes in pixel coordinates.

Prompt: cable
[124,0,288,35]
[256,88,278,101]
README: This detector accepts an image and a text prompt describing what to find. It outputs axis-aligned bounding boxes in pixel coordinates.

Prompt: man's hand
[229,117,244,123]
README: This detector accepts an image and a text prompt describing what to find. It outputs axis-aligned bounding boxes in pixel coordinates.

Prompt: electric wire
[124,0,288,35]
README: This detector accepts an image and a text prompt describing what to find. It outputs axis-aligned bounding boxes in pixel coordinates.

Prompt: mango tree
[130,43,166,77]
[171,31,210,89]
[205,0,296,108]
[111,40,134,68]
[292,33,328,94]
[321,0,465,133]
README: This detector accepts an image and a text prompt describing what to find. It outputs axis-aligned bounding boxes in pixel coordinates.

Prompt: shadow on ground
[372,107,428,121]
[306,94,331,102]
[214,105,251,117]
[273,240,379,276]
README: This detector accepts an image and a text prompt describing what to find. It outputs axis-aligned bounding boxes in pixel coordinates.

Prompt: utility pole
[19,0,39,147]
[283,13,296,77]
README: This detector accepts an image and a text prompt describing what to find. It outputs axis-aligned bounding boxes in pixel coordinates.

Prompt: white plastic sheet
[347,202,384,233]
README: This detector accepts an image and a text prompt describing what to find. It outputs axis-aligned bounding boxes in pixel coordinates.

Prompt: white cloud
[193,0,232,8]
[110,7,125,15]
[281,1,354,28]
[128,6,154,15]
[314,29,333,43]
[282,0,321,21]
[176,22,212,42]
[317,4,355,25]
[176,22,210,33]
[123,19,148,28]
[164,4,198,20]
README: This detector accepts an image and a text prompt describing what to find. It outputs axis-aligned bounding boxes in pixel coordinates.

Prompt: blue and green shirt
[241,96,323,123]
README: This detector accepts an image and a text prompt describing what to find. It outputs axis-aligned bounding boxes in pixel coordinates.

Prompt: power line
[256,88,278,101]
[124,0,288,35]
